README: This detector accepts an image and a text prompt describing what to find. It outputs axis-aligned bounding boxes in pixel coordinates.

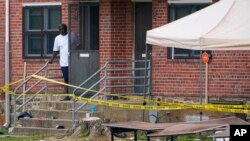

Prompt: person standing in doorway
[49,24,70,101]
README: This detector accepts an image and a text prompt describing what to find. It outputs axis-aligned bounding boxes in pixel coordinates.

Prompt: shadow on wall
[0,101,5,127]
[0,90,5,100]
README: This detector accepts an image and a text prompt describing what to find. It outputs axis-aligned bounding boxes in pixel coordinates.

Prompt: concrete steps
[39,101,93,111]
[9,98,146,135]
[9,126,67,135]
[17,118,74,128]
[9,100,98,135]
[29,109,91,120]
[11,109,100,122]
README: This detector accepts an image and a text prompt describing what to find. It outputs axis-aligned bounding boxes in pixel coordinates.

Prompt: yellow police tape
[0,74,249,114]
[30,75,250,108]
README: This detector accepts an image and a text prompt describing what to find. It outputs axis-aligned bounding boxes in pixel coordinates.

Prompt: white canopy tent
[146,0,250,50]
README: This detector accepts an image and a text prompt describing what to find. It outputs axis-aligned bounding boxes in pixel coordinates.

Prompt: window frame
[167,3,211,59]
[77,3,99,51]
[22,5,61,59]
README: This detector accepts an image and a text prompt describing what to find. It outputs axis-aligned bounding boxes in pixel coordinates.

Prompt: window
[23,5,61,58]
[168,4,210,59]
[78,3,99,50]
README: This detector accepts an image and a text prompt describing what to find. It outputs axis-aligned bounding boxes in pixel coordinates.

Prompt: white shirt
[53,34,69,67]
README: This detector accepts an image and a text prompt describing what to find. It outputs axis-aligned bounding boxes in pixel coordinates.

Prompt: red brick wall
[0,1,5,95]
[110,0,133,94]
[99,0,112,93]
[8,0,79,93]
[7,0,250,99]
[152,0,202,97]
[100,0,133,94]
[110,0,132,61]
[0,0,5,126]
[100,0,112,65]
[151,0,250,98]
[100,0,133,63]
[0,115,4,127]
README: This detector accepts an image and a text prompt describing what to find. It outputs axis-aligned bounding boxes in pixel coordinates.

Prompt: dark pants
[61,66,69,95]
[61,66,68,83]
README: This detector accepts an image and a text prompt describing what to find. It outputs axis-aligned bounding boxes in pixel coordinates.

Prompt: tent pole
[205,63,208,104]
[199,51,203,121]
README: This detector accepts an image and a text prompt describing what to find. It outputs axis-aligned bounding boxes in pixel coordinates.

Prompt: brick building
[0,0,250,125]
[0,0,6,127]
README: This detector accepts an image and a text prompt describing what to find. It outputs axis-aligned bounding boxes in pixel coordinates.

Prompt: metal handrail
[12,59,151,129]
[14,61,49,93]
[108,59,151,63]
[75,87,106,112]
[16,86,46,111]
[12,61,61,127]
[106,84,150,88]
[107,76,150,80]
[77,77,106,98]
[72,59,151,128]
[107,67,150,71]
[72,62,108,128]
[16,79,43,101]
[72,62,108,94]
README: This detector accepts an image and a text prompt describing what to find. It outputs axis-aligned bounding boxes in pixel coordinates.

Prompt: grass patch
[135,131,213,141]
[0,134,53,141]
[177,134,213,141]
[0,128,8,135]
[137,130,147,140]
[81,127,90,137]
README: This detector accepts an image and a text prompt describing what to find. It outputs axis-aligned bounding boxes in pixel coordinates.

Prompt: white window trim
[168,0,212,4]
[23,2,61,7]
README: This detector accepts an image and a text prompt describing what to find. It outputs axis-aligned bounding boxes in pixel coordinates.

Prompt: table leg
[134,130,137,141]
[111,128,114,141]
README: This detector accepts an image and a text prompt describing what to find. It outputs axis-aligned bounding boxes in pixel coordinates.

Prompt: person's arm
[49,51,59,64]
[49,36,59,64]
